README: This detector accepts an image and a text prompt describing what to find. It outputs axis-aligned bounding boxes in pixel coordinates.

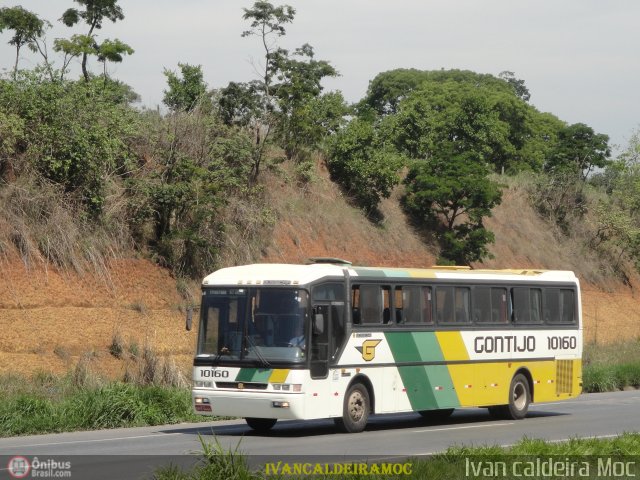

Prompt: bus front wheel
[334,383,370,433]
[245,417,277,432]
[488,373,531,420]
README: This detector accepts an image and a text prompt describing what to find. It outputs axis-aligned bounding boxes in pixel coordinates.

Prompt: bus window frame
[347,279,580,332]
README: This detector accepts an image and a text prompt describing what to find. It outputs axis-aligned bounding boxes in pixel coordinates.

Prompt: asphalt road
[1,390,639,478]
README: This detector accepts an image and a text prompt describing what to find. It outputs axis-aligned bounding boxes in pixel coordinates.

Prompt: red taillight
[195,404,212,412]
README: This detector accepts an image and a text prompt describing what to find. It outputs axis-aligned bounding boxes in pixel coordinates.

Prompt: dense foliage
[3,0,637,276]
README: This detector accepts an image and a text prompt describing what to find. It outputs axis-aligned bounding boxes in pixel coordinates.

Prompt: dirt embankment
[0,256,195,377]
[2,164,639,378]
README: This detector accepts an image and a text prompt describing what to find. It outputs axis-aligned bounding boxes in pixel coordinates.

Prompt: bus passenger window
[351,286,361,324]
[544,289,560,323]
[454,287,470,323]
[530,289,542,322]
[356,285,381,324]
[559,289,575,324]
[399,286,421,323]
[435,287,454,323]
[422,287,433,324]
[473,287,507,324]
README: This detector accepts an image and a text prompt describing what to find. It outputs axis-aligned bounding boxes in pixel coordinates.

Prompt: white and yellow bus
[191,259,582,433]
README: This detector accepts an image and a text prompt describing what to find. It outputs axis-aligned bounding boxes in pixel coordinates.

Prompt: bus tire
[489,373,530,420]
[245,417,277,432]
[418,408,454,420]
[334,383,370,433]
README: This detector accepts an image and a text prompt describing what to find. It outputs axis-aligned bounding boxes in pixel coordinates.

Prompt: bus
[191,258,582,433]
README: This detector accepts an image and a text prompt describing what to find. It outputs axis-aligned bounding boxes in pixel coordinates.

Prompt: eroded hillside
[1,161,638,377]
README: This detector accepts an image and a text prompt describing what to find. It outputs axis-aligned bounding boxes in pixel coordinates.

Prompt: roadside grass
[0,375,202,436]
[154,433,640,480]
[0,347,211,437]
[583,340,640,392]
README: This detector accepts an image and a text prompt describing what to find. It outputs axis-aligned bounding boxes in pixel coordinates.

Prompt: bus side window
[436,286,454,323]
[560,289,575,324]
[354,285,381,324]
[352,286,361,324]
[544,288,560,323]
[394,286,403,323]
[399,285,422,324]
[422,286,433,324]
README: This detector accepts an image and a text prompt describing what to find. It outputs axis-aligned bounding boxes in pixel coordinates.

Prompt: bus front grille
[556,360,573,395]
[215,382,268,390]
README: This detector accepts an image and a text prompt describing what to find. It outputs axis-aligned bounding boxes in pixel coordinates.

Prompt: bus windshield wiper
[244,334,271,368]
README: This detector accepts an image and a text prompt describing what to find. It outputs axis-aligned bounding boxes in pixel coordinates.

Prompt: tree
[0,6,47,79]
[544,123,610,181]
[59,0,130,82]
[0,70,137,214]
[241,1,295,103]
[390,81,514,172]
[403,152,502,264]
[499,71,531,102]
[163,63,208,112]
[269,43,340,160]
[231,1,342,178]
[360,69,513,117]
[96,38,134,80]
[129,109,255,277]
[236,1,295,179]
[327,118,403,216]
[218,81,262,127]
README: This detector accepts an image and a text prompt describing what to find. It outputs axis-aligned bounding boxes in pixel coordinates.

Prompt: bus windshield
[197,287,309,365]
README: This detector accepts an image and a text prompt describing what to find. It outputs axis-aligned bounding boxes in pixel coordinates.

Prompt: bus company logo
[7,456,30,478]
[355,339,382,361]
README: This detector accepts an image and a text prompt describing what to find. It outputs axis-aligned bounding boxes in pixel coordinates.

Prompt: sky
[1,0,639,152]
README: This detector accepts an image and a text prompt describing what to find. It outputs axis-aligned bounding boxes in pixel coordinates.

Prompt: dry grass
[0,174,131,281]
[481,174,632,290]
[123,343,188,388]
[259,157,437,267]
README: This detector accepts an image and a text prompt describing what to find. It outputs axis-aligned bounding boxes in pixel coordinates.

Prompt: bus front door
[310,304,330,379]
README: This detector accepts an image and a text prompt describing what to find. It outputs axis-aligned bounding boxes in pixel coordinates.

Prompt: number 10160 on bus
[190,258,582,433]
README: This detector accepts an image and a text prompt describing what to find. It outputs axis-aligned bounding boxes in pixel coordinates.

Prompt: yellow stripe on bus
[435,331,470,361]
[269,369,290,384]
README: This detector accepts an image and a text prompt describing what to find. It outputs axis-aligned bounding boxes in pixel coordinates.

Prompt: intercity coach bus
[191,259,582,433]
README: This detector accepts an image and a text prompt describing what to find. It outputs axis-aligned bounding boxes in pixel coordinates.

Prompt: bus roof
[202,263,579,286]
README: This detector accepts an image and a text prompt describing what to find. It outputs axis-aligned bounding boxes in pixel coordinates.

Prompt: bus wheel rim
[348,390,365,422]
[513,382,526,410]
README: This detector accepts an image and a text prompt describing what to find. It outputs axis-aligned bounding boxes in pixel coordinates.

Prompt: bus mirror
[186,306,193,331]
[313,313,325,335]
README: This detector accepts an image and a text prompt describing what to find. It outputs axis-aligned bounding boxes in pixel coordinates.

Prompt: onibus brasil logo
[355,339,382,361]
[7,456,71,478]
[7,456,30,479]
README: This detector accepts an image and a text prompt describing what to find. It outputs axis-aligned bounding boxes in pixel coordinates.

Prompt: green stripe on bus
[385,332,444,363]
[235,368,272,382]
[386,332,460,410]
[396,365,458,410]
[381,269,411,277]
[352,268,388,277]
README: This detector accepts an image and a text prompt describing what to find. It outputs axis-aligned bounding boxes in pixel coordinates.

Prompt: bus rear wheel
[334,383,370,433]
[245,417,277,432]
[488,373,531,420]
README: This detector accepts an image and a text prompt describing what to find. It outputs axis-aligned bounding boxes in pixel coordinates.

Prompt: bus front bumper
[192,388,305,419]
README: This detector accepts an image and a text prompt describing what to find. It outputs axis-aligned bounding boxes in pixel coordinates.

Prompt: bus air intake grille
[556,360,573,395]
[215,382,268,390]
